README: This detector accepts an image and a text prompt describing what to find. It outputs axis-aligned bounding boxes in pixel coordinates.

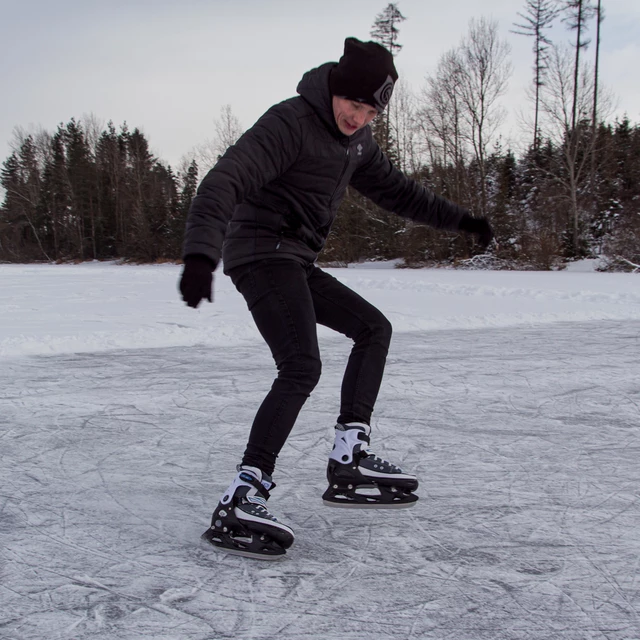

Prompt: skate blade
[201,541,287,560]
[200,530,287,560]
[322,498,418,509]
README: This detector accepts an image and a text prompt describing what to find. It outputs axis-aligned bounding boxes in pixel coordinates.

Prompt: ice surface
[1,264,640,639]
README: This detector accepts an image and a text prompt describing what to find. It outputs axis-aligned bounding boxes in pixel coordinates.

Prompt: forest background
[2,1,638,272]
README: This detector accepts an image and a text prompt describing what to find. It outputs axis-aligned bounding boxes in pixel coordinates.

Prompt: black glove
[179,254,214,308]
[458,213,495,250]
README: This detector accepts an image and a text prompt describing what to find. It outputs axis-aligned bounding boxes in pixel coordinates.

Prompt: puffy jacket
[183,63,468,272]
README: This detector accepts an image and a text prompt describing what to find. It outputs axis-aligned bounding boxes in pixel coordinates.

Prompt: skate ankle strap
[239,471,272,500]
[356,447,371,460]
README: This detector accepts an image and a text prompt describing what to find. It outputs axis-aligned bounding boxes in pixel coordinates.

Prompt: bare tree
[191,105,243,171]
[214,105,243,157]
[416,48,469,201]
[539,45,602,253]
[511,0,559,151]
[80,113,105,155]
[458,17,512,215]
[9,125,52,172]
[388,80,419,174]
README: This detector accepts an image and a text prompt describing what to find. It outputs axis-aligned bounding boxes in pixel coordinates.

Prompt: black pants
[227,259,392,476]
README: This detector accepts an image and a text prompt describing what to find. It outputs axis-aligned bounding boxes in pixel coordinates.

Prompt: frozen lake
[1,263,640,639]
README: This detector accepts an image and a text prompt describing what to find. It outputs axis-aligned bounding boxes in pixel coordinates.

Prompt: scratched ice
[1,263,640,639]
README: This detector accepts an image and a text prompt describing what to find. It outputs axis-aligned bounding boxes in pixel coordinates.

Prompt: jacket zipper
[330,145,350,206]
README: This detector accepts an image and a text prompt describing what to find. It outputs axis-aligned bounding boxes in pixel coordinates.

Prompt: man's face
[332,96,378,136]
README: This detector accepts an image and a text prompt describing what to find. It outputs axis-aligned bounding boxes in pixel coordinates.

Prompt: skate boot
[201,465,294,559]
[322,422,419,508]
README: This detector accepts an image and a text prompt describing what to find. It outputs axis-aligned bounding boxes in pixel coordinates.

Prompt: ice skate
[322,422,419,508]
[201,466,294,559]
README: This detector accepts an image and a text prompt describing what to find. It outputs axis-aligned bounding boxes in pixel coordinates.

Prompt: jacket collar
[297,63,354,142]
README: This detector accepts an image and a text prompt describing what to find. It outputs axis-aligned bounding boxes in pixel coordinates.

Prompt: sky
[1,0,640,172]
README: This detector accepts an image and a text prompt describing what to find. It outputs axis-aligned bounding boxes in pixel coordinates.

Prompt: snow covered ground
[1,262,640,639]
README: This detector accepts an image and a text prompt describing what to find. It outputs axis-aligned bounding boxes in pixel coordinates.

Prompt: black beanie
[329,37,398,112]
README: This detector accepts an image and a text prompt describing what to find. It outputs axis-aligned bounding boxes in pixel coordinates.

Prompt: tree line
[1,1,638,270]
[0,119,198,262]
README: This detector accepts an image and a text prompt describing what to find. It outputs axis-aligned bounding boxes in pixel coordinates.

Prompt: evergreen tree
[560,0,596,131]
[38,128,70,260]
[65,119,96,258]
[365,3,407,259]
[589,0,604,199]
[370,3,406,55]
[179,159,198,218]
[122,127,156,258]
[0,152,25,259]
[1,138,50,260]
[511,0,559,151]
[369,3,406,156]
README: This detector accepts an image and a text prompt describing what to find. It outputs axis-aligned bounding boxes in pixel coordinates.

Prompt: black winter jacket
[183,63,469,272]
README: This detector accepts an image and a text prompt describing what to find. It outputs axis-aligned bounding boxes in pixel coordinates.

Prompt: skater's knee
[278,353,322,392]
[354,312,392,348]
[377,314,393,344]
[304,355,322,389]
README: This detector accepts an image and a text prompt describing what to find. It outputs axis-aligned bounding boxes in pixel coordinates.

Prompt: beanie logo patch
[373,75,394,110]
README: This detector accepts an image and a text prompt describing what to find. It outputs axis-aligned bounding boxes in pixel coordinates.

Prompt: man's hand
[458,213,495,250]
[179,254,214,308]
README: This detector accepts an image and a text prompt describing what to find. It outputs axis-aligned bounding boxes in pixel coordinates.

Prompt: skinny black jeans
[227,259,392,476]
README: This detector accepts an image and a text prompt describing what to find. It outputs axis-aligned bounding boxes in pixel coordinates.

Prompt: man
[180,38,494,559]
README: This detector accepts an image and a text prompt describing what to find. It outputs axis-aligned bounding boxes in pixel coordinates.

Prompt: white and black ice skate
[201,466,294,559]
[322,422,419,508]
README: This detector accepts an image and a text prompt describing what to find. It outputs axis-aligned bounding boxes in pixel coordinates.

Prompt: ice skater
[180,37,494,558]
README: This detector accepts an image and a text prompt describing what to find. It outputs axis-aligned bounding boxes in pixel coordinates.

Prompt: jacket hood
[296,63,344,138]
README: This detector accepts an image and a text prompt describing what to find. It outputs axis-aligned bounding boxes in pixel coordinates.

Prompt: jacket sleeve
[349,134,468,231]
[182,103,302,266]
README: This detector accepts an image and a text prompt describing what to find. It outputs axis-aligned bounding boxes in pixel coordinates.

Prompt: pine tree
[511,0,559,151]
[38,128,70,260]
[601,118,640,269]
[560,0,596,131]
[122,127,156,259]
[1,137,50,260]
[589,0,604,201]
[369,3,406,156]
[370,3,406,55]
[366,3,407,259]
[66,118,96,258]
[0,152,24,259]
[179,159,198,218]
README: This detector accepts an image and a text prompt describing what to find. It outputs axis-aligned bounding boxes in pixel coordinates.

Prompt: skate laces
[245,495,268,510]
[362,447,383,463]
[362,448,401,472]
[241,495,280,522]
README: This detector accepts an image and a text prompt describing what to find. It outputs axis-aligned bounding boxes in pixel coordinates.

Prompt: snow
[1,262,639,358]
[563,258,606,273]
[1,262,640,639]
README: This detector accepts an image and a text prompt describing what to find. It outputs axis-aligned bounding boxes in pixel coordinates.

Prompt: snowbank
[1,262,639,358]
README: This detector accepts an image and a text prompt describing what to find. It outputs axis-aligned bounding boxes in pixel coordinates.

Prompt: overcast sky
[2,0,639,171]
